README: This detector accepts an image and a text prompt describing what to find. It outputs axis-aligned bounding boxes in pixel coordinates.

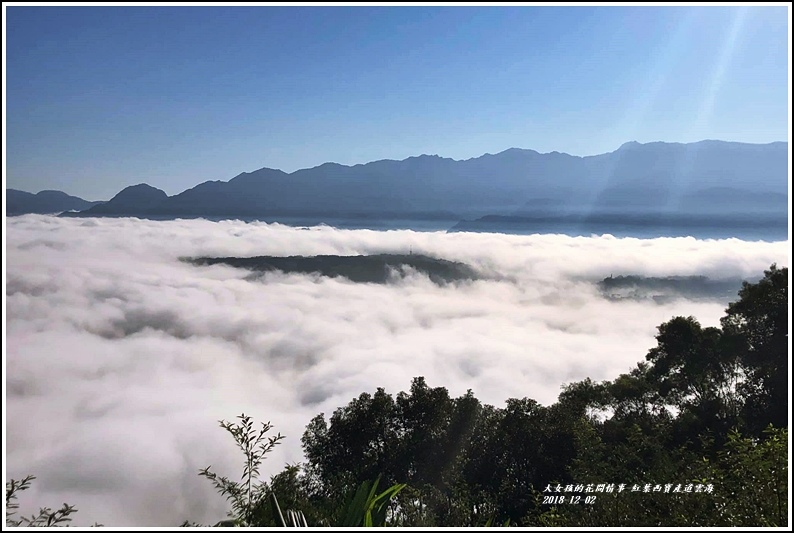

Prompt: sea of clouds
[4,215,789,526]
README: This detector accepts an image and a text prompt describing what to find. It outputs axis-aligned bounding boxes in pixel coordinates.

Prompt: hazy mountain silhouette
[79,184,169,216]
[57,140,787,221]
[6,189,104,215]
[675,187,788,214]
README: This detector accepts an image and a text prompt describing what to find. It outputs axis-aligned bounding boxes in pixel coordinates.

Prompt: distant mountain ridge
[6,189,104,215]
[14,139,790,221]
[80,183,168,216]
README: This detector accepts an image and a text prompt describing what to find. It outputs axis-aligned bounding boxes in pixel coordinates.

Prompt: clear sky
[4,4,791,200]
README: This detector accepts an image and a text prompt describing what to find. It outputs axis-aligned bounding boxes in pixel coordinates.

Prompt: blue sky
[4,5,790,199]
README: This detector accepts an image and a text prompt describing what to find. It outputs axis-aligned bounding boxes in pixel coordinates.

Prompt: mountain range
[6,140,789,221]
[6,189,104,215]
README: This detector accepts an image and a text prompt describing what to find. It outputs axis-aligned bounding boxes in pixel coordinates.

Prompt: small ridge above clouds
[184,253,481,285]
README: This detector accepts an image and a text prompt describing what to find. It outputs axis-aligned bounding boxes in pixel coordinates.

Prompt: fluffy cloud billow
[4,215,789,526]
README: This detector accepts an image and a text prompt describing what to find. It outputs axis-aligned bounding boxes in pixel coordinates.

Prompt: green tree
[643,316,742,449]
[721,264,788,433]
[5,475,83,527]
[197,414,284,526]
[302,386,399,492]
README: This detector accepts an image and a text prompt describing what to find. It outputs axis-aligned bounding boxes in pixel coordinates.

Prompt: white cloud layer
[4,215,789,526]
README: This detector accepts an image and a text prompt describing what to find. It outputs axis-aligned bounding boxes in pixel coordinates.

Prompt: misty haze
[6,215,789,525]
